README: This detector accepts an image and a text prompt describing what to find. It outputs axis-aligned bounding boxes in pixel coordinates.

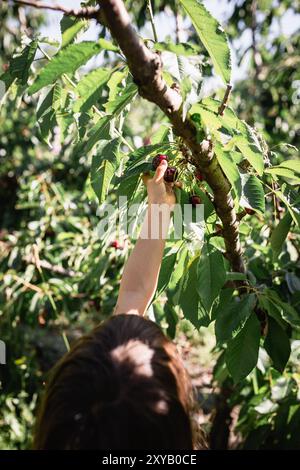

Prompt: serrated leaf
[265,163,300,182]
[73,68,112,113]
[90,138,121,203]
[215,293,256,342]
[164,302,178,339]
[215,143,242,200]
[278,159,300,172]
[264,317,291,373]
[270,212,292,261]
[179,256,210,328]
[29,41,114,94]
[116,173,141,202]
[168,248,190,305]
[126,143,170,171]
[225,314,261,383]
[240,174,265,213]
[5,40,38,88]
[106,70,128,102]
[82,81,137,153]
[234,123,264,175]
[104,81,137,114]
[157,249,178,295]
[263,289,300,329]
[179,0,231,84]
[197,243,226,312]
[154,41,201,56]
[60,15,88,48]
[36,87,55,120]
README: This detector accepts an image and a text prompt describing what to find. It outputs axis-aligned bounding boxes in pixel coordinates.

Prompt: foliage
[0,0,299,449]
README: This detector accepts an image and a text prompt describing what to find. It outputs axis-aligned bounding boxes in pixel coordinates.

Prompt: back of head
[34,314,195,449]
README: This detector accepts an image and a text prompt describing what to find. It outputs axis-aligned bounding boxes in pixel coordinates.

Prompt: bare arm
[114,160,175,316]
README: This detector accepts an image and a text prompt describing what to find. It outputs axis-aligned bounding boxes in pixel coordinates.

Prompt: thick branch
[99,0,246,275]
[12,0,99,18]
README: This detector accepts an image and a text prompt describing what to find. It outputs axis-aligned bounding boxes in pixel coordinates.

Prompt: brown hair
[34,314,201,450]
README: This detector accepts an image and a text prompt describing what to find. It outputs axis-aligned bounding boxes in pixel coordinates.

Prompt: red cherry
[110,240,123,249]
[195,170,204,182]
[2,63,9,72]
[152,154,168,170]
[190,195,202,207]
[245,208,255,215]
[164,166,178,183]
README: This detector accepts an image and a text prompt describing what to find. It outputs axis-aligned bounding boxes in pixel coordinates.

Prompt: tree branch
[99,0,246,276]
[12,0,100,18]
[218,84,233,116]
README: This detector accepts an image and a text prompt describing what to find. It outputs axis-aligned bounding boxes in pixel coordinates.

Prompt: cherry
[110,240,123,249]
[152,154,168,170]
[164,166,178,183]
[2,63,9,72]
[195,170,204,182]
[190,195,202,207]
[245,207,255,215]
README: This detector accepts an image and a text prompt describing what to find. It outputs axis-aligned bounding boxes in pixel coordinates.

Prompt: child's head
[34,314,195,449]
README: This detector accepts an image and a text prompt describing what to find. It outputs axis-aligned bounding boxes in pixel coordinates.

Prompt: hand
[142,160,177,208]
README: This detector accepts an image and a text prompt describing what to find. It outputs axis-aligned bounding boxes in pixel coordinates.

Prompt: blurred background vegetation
[0,0,299,449]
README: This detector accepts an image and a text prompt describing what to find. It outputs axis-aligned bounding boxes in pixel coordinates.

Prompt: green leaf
[191,98,238,134]
[82,81,137,153]
[225,314,261,383]
[179,0,231,84]
[106,70,128,102]
[179,256,210,328]
[240,174,265,213]
[264,317,291,373]
[197,242,226,312]
[60,15,88,48]
[84,116,113,152]
[277,159,300,173]
[215,293,256,342]
[157,249,178,295]
[104,81,137,114]
[168,247,190,305]
[270,212,293,261]
[116,174,141,202]
[154,41,201,56]
[90,138,121,203]
[164,302,178,339]
[263,289,300,329]
[215,143,242,200]
[126,143,170,171]
[265,165,300,181]
[6,40,38,87]
[29,40,115,94]
[36,87,55,120]
[73,68,112,113]
[234,123,264,175]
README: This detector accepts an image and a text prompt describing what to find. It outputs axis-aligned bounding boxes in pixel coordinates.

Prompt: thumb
[154,160,168,183]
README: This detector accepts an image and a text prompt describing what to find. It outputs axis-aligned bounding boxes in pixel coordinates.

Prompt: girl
[34,160,205,450]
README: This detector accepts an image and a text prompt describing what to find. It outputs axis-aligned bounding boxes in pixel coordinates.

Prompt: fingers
[153,160,168,183]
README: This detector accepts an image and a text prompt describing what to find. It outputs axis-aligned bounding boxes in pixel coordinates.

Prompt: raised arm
[114,160,175,316]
